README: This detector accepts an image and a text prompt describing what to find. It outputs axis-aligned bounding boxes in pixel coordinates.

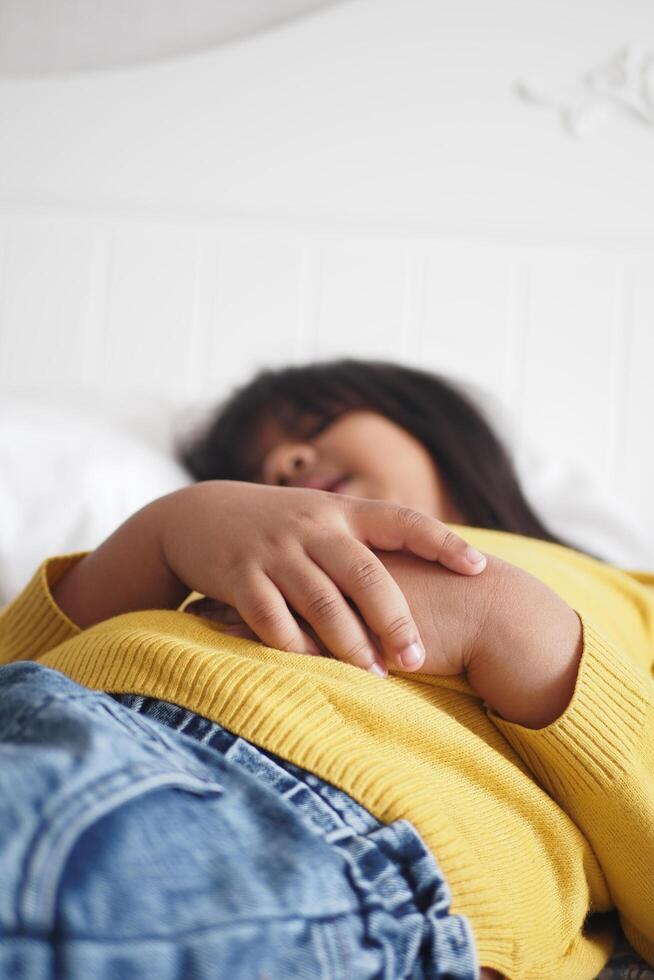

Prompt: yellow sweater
[1,527,654,980]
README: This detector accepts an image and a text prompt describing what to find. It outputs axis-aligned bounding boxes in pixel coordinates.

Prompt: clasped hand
[173,480,495,678]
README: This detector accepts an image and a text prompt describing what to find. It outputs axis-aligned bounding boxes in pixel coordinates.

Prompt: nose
[262,440,317,486]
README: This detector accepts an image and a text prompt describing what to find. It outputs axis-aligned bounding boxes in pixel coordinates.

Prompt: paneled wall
[1,208,652,536]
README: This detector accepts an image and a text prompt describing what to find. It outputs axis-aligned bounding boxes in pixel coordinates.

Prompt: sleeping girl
[1,357,652,980]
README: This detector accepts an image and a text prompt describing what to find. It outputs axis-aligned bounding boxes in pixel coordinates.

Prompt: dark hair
[178,358,584,552]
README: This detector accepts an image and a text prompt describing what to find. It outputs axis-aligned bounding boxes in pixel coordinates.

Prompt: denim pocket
[18,765,223,933]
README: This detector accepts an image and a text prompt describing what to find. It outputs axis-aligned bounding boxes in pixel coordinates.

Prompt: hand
[352,547,506,677]
[363,549,583,729]
[184,544,501,678]
[206,544,581,730]
[184,596,310,642]
[160,480,487,676]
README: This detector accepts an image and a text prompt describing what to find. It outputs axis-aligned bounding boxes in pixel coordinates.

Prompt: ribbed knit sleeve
[488,616,654,966]
[0,555,85,665]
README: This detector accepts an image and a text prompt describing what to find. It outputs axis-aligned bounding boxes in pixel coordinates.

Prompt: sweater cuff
[0,554,87,666]
[487,617,649,802]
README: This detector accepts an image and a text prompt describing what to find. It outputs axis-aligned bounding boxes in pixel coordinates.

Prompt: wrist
[140,491,191,600]
[51,495,189,628]
[466,561,584,729]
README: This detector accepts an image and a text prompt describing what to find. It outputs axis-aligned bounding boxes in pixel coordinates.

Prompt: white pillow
[0,398,190,604]
[480,388,654,571]
[513,444,654,570]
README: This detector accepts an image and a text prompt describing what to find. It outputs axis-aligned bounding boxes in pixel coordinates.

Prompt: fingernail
[369,662,388,678]
[465,547,486,566]
[399,642,424,667]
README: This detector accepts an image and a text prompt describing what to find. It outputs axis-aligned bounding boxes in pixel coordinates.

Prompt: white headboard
[0,0,652,546]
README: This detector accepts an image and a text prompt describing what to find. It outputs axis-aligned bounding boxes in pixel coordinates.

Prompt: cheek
[380,447,445,512]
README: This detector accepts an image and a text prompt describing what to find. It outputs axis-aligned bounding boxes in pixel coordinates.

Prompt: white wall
[0,0,653,542]
[1,0,653,227]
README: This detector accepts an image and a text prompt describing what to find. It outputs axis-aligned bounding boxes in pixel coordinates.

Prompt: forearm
[51,495,188,629]
[465,560,584,729]
[372,551,654,964]
[371,549,583,729]
[485,588,654,958]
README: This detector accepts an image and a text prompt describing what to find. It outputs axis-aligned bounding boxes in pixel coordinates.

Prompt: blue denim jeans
[0,661,479,979]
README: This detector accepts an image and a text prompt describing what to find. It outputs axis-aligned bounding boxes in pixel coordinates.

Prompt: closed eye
[250,412,340,483]
[307,418,333,439]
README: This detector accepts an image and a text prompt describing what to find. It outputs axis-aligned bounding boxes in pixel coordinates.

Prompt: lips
[329,477,351,495]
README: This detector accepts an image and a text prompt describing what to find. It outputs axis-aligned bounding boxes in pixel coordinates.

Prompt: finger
[224,620,323,656]
[268,557,388,678]
[184,597,243,624]
[232,570,323,657]
[293,614,339,658]
[350,500,486,575]
[221,624,259,638]
[186,595,323,657]
[307,536,426,671]
[186,602,249,629]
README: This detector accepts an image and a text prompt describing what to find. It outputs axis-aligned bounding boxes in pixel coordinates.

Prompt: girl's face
[251,408,463,523]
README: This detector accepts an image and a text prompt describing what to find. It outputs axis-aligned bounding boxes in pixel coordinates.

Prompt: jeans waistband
[115,692,479,980]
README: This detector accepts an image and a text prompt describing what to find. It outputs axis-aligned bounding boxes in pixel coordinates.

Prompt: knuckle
[338,639,373,666]
[296,496,340,527]
[262,530,299,553]
[291,508,332,539]
[247,601,297,651]
[439,529,460,554]
[305,587,340,623]
[383,614,414,643]
[275,635,300,653]
[348,557,384,591]
[248,598,285,631]
[397,506,424,531]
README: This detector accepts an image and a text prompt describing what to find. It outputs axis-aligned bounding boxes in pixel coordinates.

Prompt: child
[1,357,653,980]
